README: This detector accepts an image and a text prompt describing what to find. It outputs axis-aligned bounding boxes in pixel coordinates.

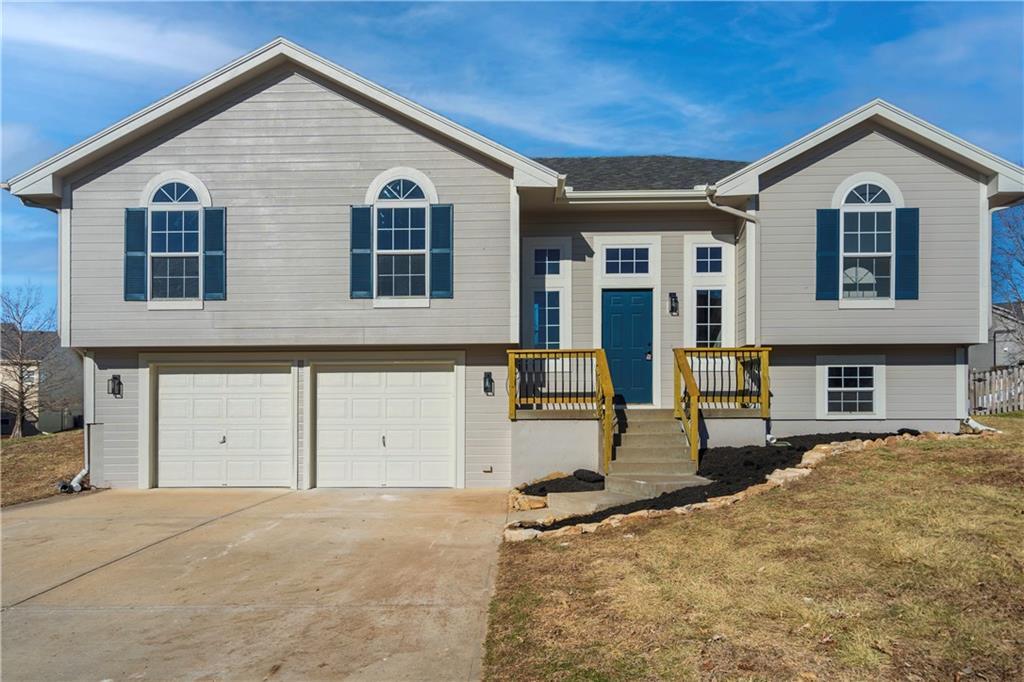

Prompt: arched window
[148,181,203,300]
[374,178,428,298]
[840,181,895,300]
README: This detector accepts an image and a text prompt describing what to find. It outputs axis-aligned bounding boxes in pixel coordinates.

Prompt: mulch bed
[520,474,604,496]
[521,431,905,531]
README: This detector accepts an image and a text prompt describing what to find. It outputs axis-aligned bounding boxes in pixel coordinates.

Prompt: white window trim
[145,176,209,310]
[833,173,902,310]
[365,167,439,204]
[683,233,734,347]
[601,243,653,278]
[693,286,726,348]
[592,234,661,406]
[371,201,432,307]
[693,243,725,276]
[522,236,572,349]
[815,354,887,420]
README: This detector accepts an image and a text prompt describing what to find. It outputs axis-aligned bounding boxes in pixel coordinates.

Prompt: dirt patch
[522,432,896,531]
[1,429,85,506]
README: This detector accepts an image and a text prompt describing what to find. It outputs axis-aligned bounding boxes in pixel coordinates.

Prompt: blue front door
[601,289,654,405]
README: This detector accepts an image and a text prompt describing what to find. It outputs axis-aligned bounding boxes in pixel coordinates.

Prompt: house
[1,327,83,436]
[969,302,1024,371]
[5,38,1022,491]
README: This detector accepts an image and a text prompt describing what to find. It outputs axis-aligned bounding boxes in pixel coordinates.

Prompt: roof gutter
[562,188,709,205]
[704,186,759,225]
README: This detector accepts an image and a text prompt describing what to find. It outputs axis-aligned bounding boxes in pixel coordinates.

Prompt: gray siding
[92,351,140,487]
[69,68,512,348]
[87,346,510,489]
[736,230,747,344]
[523,209,738,407]
[770,344,960,435]
[758,124,984,345]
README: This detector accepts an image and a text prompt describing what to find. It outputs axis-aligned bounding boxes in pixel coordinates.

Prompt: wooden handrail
[673,346,772,461]
[507,348,617,474]
[672,349,701,462]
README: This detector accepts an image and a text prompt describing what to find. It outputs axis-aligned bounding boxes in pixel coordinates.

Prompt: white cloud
[1,123,60,179]
[2,3,245,74]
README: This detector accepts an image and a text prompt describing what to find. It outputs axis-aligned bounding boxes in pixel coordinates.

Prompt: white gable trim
[715,99,1024,201]
[7,38,559,198]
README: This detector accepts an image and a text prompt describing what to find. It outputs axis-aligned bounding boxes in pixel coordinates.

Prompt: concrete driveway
[1,488,507,681]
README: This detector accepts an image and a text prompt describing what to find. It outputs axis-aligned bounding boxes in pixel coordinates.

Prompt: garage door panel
[157,366,292,488]
[316,365,456,488]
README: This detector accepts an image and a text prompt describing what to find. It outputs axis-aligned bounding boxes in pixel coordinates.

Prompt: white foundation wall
[86,346,511,489]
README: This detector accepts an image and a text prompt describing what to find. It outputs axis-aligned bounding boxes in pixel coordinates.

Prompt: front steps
[605,408,710,497]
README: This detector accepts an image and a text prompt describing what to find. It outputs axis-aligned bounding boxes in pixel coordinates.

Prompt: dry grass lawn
[1,429,84,507]
[486,415,1024,681]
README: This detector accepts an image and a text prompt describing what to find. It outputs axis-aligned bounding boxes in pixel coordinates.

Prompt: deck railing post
[759,348,770,418]
[507,352,517,421]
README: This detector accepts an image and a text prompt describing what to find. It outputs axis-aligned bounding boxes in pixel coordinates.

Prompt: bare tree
[992,204,1024,362]
[1,285,76,438]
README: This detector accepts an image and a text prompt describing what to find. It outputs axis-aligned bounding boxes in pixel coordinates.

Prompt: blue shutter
[203,207,226,301]
[351,206,373,299]
[124,208,148,301]
[895,208,919,300]
[815,209,840,300]
[430,204,454,298]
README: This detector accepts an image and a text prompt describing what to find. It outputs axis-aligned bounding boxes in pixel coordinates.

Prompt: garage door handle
[381,435,386,448]
[220,435,227,444]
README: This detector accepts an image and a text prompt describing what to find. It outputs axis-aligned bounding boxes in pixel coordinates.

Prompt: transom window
[606,247,649,275]
[149,182,201,299]
[826,366,874,413]
[695,288,723,348]
[532,291,561,348]
[696,246,722,273]
[842,182,893,299]
[534,248,560,275]
[378,178,426,200]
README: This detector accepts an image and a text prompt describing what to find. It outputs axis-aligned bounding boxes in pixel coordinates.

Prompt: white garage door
[157,367,293,487]
[315,364,456,487]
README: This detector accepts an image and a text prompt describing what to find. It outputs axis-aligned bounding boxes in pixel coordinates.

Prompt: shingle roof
[994,301,1024,322]
[533,155,749,192]
[0,325,59,362]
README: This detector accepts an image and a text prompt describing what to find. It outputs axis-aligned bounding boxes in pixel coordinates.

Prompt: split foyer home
[6,38,1023,492]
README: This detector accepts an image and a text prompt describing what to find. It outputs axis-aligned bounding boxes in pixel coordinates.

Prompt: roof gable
[5,38,560,201]
[715,99,1024,204]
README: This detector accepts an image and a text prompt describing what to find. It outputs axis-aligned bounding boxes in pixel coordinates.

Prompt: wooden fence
[970,365,1024,414]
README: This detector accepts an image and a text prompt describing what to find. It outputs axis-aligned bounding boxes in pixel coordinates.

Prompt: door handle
[645,351,653,361]
[220,435,227,444]
[382,435,386,448]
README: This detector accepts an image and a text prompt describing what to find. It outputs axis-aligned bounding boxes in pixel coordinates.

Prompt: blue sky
[3,1,1022,313]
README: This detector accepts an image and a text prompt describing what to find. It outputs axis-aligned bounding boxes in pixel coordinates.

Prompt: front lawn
[485,416,1024,680]
[1,429,84,507]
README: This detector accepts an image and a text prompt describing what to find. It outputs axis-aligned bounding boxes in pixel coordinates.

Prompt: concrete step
[617,408,676,422]
[615,445,690,461]
[546,490,642,515]
[618,432,688,449]
[618,419,682,435]
[605,473,713,498]
[609,459,697,476]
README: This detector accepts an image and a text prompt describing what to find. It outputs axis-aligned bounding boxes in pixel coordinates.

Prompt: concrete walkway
[1,488,507,681]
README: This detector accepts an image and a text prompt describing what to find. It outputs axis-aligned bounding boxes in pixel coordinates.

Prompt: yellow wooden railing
[673,347,772,461]
[507,349,617,473]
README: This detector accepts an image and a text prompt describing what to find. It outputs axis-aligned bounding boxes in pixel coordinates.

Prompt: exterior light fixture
[669,292,679,316]
[107,374,123,399]
[483,371,495,396]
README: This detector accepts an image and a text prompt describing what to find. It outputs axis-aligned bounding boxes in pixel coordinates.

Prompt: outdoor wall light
[483,371,495,396]
[107,374,123,399]
[669,292,679,316]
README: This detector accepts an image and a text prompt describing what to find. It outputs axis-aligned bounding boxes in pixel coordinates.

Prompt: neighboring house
[1,327,83,436]
[969,302,1024,371]
[4,39,1023,490]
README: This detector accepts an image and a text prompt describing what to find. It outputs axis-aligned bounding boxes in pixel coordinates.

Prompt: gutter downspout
[67,349,90,492]
[704,186,759,226]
